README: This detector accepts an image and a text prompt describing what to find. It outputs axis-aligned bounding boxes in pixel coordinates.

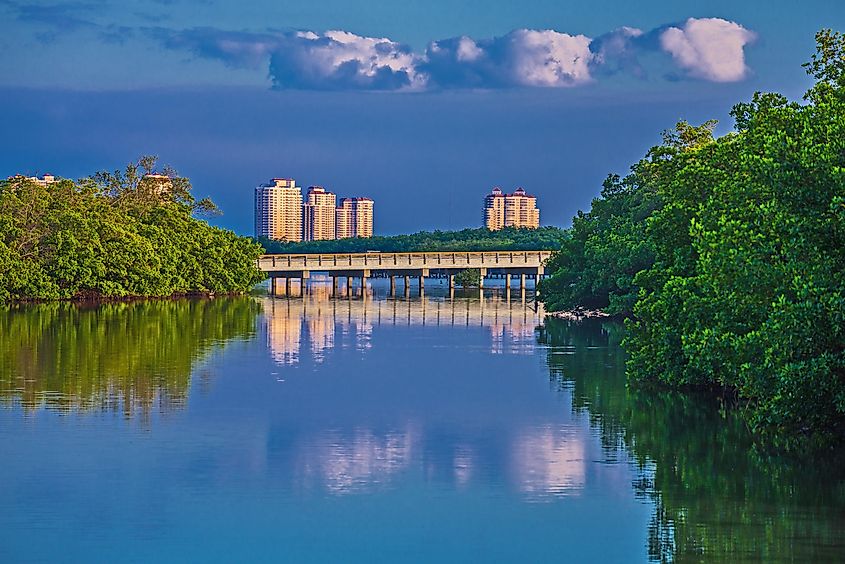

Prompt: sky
[1,0,843,235]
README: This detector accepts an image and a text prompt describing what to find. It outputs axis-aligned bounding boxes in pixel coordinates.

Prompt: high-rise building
[484,187,506,230]
[336,197,374,239]
[483,187,539,230]
[254,178,303,241]
[303,186,337,241]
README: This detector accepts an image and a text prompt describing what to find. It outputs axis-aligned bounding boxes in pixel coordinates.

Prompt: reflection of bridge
[260,286,545,365]
[258,250,552,294]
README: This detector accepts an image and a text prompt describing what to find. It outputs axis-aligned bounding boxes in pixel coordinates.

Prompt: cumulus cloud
[424,29,594,88]
[659,18,756,82]
[143,17,756,90]
[269,30,425,90]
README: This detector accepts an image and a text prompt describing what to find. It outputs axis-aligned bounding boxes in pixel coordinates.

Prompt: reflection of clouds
[513,426,586,499]
[260,285,542,366]
[298,427,416,494]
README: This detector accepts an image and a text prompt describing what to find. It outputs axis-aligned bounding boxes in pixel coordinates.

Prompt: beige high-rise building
[303,186,337,241]
[254,178,303,241]
[484,187,539,230]
[336,197,374,239]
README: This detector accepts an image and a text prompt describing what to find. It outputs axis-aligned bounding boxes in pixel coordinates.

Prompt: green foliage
[540,31,845,448]
[0,157,265,301]
[259,226,565,254]
[540,171,660,315]
[454,268,481,287]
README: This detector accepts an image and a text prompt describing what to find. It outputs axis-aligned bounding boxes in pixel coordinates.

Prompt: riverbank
[545,307,613,321]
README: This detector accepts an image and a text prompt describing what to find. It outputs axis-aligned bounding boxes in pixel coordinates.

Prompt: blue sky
[1,0,843,234]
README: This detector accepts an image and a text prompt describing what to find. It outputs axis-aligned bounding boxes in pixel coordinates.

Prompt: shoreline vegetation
[0,157,265,302]
[539,30,845,450]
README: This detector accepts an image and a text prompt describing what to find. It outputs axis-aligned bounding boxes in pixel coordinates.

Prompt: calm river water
[1,282,843,562]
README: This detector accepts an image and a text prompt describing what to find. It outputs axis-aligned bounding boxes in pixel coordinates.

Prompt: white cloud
[424,29,595,88]
[149,18,756,90]
[456,36,483,62]
[269,30,426,90]
[659,18,756,82]
[506,30,594,87]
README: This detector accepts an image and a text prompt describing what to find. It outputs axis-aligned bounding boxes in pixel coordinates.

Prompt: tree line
[0,157,265,301]
[259,226,566,254]
[540,30,845,449]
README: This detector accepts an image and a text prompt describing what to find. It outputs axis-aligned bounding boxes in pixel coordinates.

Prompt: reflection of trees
[0,298,259,419]
[539,318,845,562]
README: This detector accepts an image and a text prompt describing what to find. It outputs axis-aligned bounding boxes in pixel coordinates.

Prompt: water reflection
[513,426,586,500]
[261,282,541,366]
[0,298,259,419]
[297,426,418,495]
[539,318,845,562]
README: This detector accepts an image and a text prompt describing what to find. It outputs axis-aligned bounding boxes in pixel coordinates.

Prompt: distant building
[7,173,59,187]
[141,173,172,195]
[303,186,337,241]
[336,197,374,239]
[255,178,303,242]
[484,187,539,230]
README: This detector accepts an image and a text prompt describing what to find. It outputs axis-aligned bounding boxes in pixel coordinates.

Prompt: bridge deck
[258,250,552,276]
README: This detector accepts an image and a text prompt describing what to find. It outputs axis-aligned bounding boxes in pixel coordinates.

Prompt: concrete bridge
[258,250,553,294]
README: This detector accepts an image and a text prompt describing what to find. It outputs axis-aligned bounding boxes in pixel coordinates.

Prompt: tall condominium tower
[254,178,303,241]
[483,187,540,230]
[336,197,374,239]
[303,186,337,241]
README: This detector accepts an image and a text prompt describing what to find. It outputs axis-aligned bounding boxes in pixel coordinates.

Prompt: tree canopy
[260,226,566,254]
[0,157,264,301]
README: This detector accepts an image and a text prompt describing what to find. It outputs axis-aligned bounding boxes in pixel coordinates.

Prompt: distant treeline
[0,157,264,301]
[540,30,845,449]
[259,226,566,254]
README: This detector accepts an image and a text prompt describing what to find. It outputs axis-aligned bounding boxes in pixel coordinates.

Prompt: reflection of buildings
[260,286,543,366]
[264,299,302,365]
[297,427,417,494]
[513,426,586,498]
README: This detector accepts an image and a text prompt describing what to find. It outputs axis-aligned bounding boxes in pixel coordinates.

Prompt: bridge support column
[520,274,526,290]
[479,268,487,290]
[285,277,291,296]
[332,276,338,295]
[347,275,353,295]
[389,276,396,295]
[418,275,424,290]
[270,277,277,296]
[404,275,410,289]
[505,274,511,291]
[448,274,455,290]
[535,273,542,297]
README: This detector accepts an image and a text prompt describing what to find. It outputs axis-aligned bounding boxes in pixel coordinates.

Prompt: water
[0,283,843,562]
